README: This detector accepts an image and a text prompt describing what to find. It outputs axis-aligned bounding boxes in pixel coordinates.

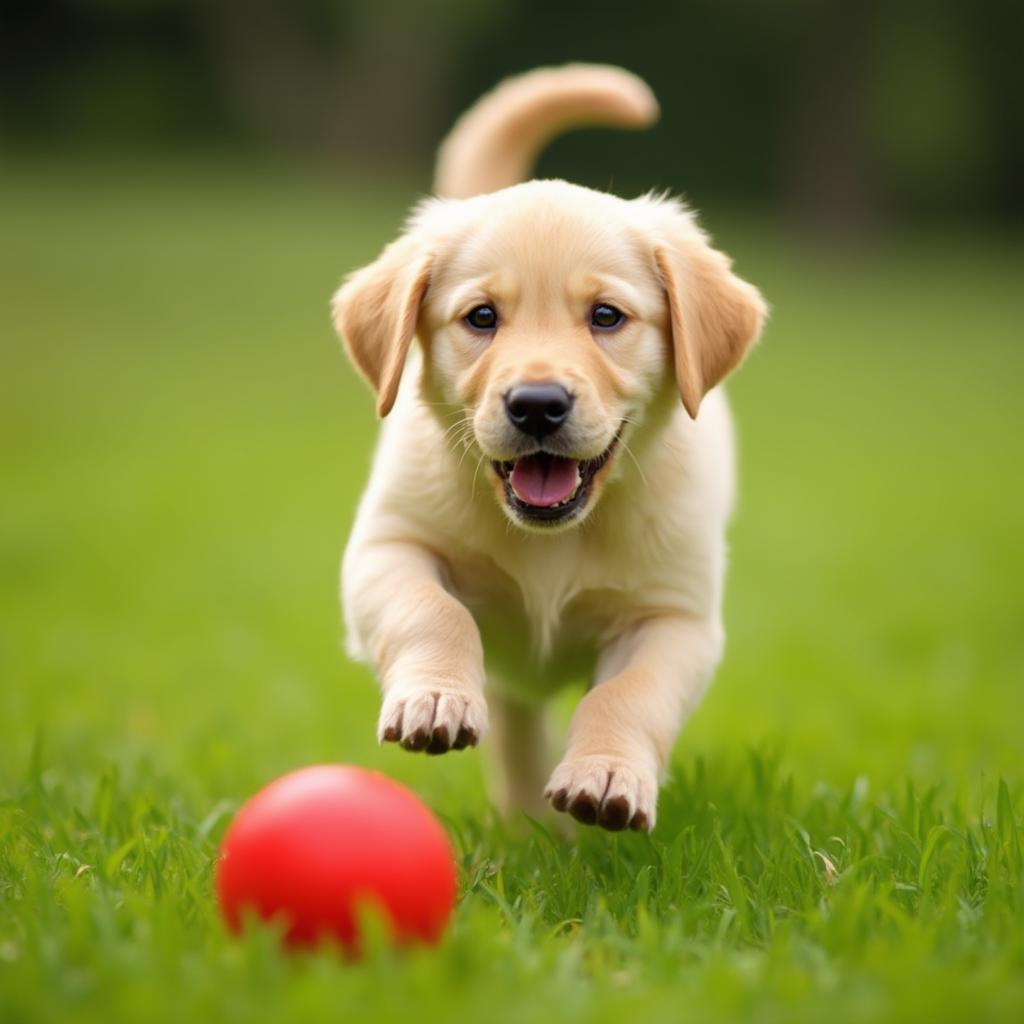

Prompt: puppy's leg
[485,690,551,820]
[345,540,487,754]
[545,615,723,832]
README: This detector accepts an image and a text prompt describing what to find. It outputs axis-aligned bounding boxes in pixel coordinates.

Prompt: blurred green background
[3,0,1022,224]
[1,2,1023,1022]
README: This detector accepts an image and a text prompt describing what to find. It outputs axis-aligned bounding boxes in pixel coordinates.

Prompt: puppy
[332,65,766,832]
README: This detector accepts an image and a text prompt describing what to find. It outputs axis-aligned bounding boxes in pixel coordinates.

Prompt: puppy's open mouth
[492,435,620,524]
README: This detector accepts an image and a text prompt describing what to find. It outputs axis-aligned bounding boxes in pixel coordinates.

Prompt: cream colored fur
[332,65,766,832]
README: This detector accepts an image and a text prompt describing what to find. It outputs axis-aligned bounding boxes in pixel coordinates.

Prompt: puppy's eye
[591,303,625,330]
[465,304,498,331]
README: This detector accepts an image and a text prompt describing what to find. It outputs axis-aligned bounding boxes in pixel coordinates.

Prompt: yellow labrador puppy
[332,65,766,832]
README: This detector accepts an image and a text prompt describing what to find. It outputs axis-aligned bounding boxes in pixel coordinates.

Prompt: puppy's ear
[654,228,766,419]
[332,237,432,417]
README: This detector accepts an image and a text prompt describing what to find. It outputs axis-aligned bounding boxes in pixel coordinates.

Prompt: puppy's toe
[629,809,650,833]
[451,725,476,750]
[459,694,488,746]
[425,724,451,755]
[400,691,437,749]
[428,693,463,754]
[568,791,599,825]
[549,787,569,812]
[377,694,406,745]
[598,795,631,831]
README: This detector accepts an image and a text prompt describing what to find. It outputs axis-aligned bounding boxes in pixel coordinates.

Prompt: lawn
[1,155,1022,1023]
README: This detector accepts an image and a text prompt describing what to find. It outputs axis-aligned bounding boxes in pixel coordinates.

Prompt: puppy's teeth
[564,467,583,505]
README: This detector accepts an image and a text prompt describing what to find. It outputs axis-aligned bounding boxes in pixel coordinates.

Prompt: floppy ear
[331,238,432,417]
[654,233,766,419]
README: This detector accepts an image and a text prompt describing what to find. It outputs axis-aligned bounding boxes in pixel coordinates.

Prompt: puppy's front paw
[544,756,657,832]
[378,686,488,755]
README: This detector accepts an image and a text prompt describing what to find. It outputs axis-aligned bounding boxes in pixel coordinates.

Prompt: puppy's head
[333,181,765,531]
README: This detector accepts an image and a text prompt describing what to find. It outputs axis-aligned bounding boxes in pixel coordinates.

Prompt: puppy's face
[420,187,670,529]
[333,182,765,532]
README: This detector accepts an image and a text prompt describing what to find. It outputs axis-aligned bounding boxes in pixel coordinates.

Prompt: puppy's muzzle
[503,383,574,440]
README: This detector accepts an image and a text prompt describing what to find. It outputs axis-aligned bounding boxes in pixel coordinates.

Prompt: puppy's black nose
[504,384,574,439]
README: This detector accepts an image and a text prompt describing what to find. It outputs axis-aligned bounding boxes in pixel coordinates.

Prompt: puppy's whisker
[453,421,476,447]
[449,438,474,467]
[441,419,477,456]
[614,417,648,482]
[619,438,648,487]
[456,432,482,472]
[471,452,487,494]
[445,422,474,450]
[440,414,475,442]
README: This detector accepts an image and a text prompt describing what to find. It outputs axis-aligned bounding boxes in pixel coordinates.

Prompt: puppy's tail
[434,64,659,199]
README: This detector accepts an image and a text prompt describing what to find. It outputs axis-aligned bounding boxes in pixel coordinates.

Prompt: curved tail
[434,64,659,199]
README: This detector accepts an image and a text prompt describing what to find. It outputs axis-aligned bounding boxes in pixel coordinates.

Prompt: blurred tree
[186,0,499,160]
[776,0,876,233]
[867,0,996,218]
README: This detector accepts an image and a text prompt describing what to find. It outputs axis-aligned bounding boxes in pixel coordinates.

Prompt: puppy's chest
[444,544,628,694]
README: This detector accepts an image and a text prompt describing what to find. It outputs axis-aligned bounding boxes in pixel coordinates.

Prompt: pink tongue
[510,455,580,507]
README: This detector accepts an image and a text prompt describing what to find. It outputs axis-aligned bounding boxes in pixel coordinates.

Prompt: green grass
[1,155,1022,1023]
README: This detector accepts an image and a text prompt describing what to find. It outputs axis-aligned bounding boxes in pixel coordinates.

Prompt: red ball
[216,765,457,951]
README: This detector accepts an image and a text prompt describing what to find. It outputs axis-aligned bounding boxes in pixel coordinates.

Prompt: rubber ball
[216,764,456,951]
